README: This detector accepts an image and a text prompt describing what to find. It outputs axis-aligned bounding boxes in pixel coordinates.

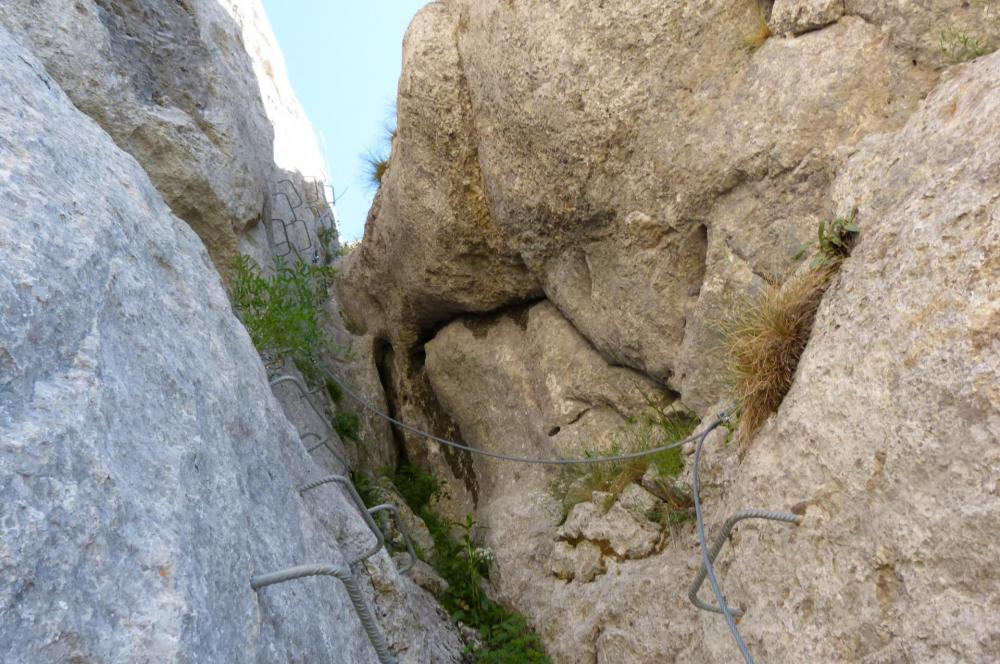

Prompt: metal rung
[367,504,417,574]
[688,508,801,616]
[251,563,396,664]
[300,475,383,565]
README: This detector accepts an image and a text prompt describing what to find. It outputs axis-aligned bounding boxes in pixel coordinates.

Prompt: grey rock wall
[0,28,373,662]
[0,0,273,272]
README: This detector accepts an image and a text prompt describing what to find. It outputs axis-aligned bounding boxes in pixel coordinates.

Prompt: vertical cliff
[0,1,462,661]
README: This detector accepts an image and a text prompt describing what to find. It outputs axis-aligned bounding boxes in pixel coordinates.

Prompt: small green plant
[317,226,338,265]
[230,255,336,381]
[388,464,549,662]
[333,410,361,442]
[353,471,383,508]
[549,403,698,515]
[815,208,860,267]
[939,28,991,63]
[325,378,344,404]
[722,212,860,443]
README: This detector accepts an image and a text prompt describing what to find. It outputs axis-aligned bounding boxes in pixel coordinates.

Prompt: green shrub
[353,472,383,508]
[325,378,344,404]
[388,465,549,663]
[230,254,336,380]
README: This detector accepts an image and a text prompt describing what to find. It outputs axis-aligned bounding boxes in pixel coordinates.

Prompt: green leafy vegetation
[353,471,384,509]
[939,28,991,63]
[333,410,361,442]
[231,253,364,448]
[722,213,860,443]
[388,464,549,663]
[815,208,860,267]
[325,377,344,404]
[230,255,335,370]
[549,401,698,516]
[317,226,338,265]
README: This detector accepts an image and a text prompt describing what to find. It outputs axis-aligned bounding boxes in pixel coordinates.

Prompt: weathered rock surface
[0,0,274,270]
[558,489,662,560]
[694,47,1000,664]
[424,300,672,519]
[337,3,1000,661]
[340,0,954,418]
[0,23,462,664]
[772,0,844,36]
[0,31,362,661]
[419,45,1000,663]
[335,2,541,352]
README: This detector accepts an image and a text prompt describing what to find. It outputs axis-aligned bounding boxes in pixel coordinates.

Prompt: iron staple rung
[688,509,802,616]
[251,564,396,664]
[269,373,348,470]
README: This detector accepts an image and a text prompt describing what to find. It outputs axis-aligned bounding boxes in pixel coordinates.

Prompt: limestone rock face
[0,0,274,270]
[0,31,367,661]
[337,3,1000,662]
[335,2,542,352]
[340,0,952,416]
[0,25,463,663]
[424,301,672,519]
[694,48,1000,664]
[771,0,844,36]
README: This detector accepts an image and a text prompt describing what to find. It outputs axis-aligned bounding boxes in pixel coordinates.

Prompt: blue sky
[261,1,428,242]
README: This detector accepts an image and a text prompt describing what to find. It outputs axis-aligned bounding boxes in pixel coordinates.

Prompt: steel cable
[319,365,721,466]
[692,419,751,662]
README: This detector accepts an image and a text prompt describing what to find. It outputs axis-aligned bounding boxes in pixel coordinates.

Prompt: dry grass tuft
[363,150,389,188]
[742,1,771,51]
[722,265,835,443]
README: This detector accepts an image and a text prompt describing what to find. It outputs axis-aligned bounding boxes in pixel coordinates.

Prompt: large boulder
[335,1,543,352]
[423,299,673,554]
[339,0,954,415]
[421,47,1000,663]
[0,29,460,662]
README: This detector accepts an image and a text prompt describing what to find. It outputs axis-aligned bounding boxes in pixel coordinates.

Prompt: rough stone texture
[424,300,672,520]
[335,1,542,352]
[415,46,1000,663]
[772,0,844,36]
[224,0,342,270]
[339,0,953,418]
[558,493,661,560]
[844,0,1000,65]
[0,24,463,663]
[0,32,369,661]
[548,541,604,583]
[321,302,400,474]
[694,47,1000,664]
[0,0,274,271]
